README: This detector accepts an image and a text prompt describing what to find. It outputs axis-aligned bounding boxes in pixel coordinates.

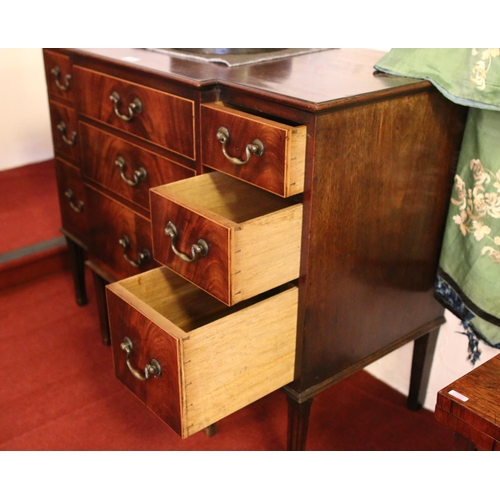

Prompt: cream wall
[0,48,53,171]
[1,47,497,410]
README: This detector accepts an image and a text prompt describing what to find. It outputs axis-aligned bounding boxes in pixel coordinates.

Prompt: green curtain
[375,49,500,363]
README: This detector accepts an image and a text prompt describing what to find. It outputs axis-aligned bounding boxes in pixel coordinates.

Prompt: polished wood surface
[85,187,158,280]
[48,101,79,164]
[74,66,196,158]
[107,280,183,435]
[74,48,425,109]
[435,354,500,450]
[54,158,88,244]
[289,88,467,399]
[80,122,193,211]
[43,49,74,103]
[201,102,306,197]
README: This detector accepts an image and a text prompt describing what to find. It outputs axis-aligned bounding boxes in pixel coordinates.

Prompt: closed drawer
[49,101,80,164]
[54,158,87,244]
[201,102,306,197]
[80,123,194,211]
[106,267,298,438]
[85,187,158,280]
[150,172,302,306]
[43,50,74,103]
[74,66,195,159]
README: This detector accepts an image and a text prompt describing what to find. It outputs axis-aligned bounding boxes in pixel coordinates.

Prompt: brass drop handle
[120,337,162,381]
[64,188,84,213]
[115,155,147,186]
[109,90,142,122]
[118,235,151,268]
[57,121,77,146]
[51,65,71,91]
[216,126,264,166]
[164,221,209,263]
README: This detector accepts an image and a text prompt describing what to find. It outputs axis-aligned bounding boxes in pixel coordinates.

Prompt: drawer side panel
[182,287,298,436]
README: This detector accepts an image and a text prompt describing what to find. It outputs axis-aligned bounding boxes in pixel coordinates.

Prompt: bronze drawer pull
[51,65,71,91]
[118,235,151,268]
[164,221,209,263]
[109,90,142,122]
[64,188,84,213]
[216,126,264,166]
[115,155,147,186]
[57,121,77,146]
[120,337,162,381]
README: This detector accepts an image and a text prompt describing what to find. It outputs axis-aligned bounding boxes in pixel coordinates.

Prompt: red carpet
[0,266,455,451]
[0,160,61,254]
[0,159,454,450]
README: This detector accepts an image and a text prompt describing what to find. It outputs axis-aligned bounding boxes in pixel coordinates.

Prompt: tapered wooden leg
[65,237,87,306]
[453,432,476,451]
[286,394,314,451]
[407,327,439,411]
[91,269,111,346]
[203,424,217,437]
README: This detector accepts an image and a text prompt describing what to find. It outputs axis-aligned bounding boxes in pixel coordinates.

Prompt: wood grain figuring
[43,50,74,103]
[106,287,183,435]
[201,102,306,197]
[79,122,193,211]
[290,87,468,395]
[150,172,302,305]
[106,267,298,438]
[182,286,298,436]
[73,66,195,159]
[85,187,158,280]
[49,100,80,164]
[435,354,500,450]
[54,158,87,244]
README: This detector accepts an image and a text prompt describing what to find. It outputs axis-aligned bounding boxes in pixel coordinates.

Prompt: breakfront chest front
[43,48,467,450]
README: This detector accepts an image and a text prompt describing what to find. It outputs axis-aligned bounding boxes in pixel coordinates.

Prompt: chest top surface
[70,48,427,111]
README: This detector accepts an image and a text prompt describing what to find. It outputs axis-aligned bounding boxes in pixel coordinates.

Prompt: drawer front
[43,50,74,103]
[150,173,302,305]
[201,102,306,197]
[54,158,87,244]
[107,287,183,435]
[106,267,298,438]
[80,123,194,211]
[74,66,195,159]
[49,101,80,164]
[85,187,158,280]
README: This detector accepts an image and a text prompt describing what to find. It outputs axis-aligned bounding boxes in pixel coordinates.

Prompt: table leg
[65,236,88,307]
[90,269,111,346]
[203,424,217,437]
[453,432,476,450]
[285,394,314,451]
[407,327,439,411]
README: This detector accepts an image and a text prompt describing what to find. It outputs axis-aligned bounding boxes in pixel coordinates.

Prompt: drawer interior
[112,266,294,334]
[152,171,299,223]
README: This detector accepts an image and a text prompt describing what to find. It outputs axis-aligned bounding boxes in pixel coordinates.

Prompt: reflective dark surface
[171,48,282,55]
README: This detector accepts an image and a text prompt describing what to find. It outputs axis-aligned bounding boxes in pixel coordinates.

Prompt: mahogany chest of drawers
[43,48,467,449]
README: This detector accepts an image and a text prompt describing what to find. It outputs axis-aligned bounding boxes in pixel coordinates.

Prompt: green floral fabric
[375,49,500,362]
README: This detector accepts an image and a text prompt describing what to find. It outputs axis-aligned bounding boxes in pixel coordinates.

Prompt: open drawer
[150,172,302,305]
[201,102,306,197]
[106,267,298,438]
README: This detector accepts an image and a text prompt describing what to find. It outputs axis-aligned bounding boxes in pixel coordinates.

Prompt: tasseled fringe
[435,276,482,365]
